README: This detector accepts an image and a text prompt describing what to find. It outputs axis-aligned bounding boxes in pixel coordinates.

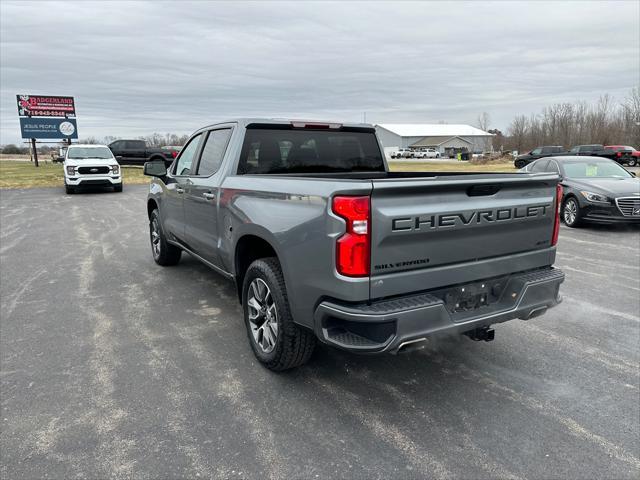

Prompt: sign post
[16,95,78,167]
[31,138,38,167]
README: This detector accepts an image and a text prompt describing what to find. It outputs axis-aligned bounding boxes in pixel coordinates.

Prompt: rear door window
[546,160,560,173]
[530,160,549,172]
[197,129,232,176]
[125,140,145,149]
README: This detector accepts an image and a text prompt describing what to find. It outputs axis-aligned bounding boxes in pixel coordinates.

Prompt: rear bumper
[313,267,564,353]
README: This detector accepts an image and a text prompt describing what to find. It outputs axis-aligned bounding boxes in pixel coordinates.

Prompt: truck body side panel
[219,175,373,328]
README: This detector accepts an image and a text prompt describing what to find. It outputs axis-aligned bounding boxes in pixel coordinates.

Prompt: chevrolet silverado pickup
[144,119,565,371]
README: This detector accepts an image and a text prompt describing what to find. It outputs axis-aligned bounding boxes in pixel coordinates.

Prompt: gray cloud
[1,0,638,144]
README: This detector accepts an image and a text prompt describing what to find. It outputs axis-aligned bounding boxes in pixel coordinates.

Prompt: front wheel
[114,183,123,192]
[514,159,526,169]
[627,158,637,167]
[562,197,583,228]
[149,209,182,265]
[65,185,74,194]
[243,258,316,371]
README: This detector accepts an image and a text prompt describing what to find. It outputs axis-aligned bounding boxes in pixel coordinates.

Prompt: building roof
[376,124,493,137]
[411,136,472,147]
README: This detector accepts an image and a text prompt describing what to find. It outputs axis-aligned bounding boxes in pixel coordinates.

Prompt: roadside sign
[16,94,78,166]
[16,95,75,118]
[19,118,78,139]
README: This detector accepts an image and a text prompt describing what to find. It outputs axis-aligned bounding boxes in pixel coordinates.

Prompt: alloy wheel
[150,218,161,258]
[564,199,577,225]
[247,278,278,353]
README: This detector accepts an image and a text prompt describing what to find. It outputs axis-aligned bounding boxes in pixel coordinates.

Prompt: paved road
[1,185,638,479]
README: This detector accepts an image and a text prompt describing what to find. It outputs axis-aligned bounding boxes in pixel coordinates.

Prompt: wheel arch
[147,198,159,219]
[234,234,280,303]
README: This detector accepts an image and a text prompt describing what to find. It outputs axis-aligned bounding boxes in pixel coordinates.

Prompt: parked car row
[53,140,181,166]
[514,144,637,168]
[390,147,440,159]
[519,156,640,227]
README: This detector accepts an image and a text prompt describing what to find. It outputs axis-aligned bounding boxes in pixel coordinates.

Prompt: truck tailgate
[370,173,560,299]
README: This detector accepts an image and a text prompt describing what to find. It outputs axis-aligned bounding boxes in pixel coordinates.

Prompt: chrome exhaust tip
[395,337,428,354]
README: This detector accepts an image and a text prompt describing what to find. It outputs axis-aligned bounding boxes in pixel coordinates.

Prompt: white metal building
[375,124,494,157]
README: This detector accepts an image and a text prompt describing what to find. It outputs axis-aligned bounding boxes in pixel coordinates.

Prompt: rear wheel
[627,158,637,167]
[242,258,315,371]
[562,197,583,228]
[149,209,182,265]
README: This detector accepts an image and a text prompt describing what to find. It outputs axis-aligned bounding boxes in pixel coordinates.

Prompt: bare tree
[476,112,492,152]
[503,89,639,152]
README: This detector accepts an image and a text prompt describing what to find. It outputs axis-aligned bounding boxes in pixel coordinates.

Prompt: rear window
[237,127,385,174]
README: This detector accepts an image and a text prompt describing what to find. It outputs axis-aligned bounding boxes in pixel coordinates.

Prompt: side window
[531,148,542,155]
[110,141,123,150]
[570,146,579,153]
[530,160,549,172]
[129,140,145,149]
[546,160,560,173]
[174,134,203,176]
[197,129,232,176]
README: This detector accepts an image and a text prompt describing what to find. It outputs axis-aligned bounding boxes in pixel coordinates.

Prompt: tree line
[496,88,639,153]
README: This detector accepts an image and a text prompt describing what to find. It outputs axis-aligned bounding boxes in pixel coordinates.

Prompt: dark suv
[514,146,564,168]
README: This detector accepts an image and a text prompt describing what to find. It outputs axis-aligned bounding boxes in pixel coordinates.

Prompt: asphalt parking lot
[1,185,639,479]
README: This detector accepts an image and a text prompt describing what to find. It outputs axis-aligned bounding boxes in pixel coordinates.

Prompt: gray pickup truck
[144,119,564,371]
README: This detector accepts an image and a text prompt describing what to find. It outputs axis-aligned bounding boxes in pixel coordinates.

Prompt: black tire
[149,209,182,265]
[514,159,526,169]
[627,158,637,167]
[65,185,74,194]
[242,257,315,371]
[562,196,583,228]
[114,183,123,192]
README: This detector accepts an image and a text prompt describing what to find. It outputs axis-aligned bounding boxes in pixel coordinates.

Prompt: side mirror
[144,160,167,177]
[630,171,636,177]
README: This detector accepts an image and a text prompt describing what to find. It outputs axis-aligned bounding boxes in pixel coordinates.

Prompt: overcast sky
[1,0,638,145]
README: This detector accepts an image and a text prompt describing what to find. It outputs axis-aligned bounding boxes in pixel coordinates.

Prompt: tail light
[617,151,622,157]
[551,183,562,246]
[171,150,178,158]
[332,196,370,277]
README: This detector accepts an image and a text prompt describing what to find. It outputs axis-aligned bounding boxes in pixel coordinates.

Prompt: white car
[390,148,413,159]
[413,148,440,159]
[63,144,122,194]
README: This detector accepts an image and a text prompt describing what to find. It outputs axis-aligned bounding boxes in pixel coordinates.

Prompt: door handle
[176,187,184,194]
[202,192,216,200]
